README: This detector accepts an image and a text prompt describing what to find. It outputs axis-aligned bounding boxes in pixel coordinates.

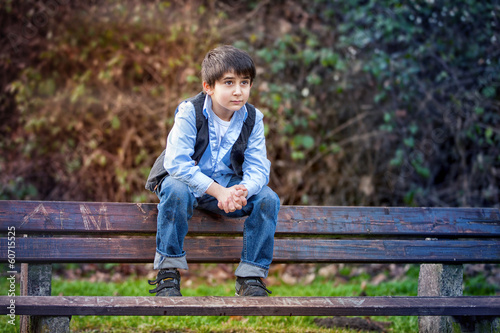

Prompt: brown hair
[201,45,256,87]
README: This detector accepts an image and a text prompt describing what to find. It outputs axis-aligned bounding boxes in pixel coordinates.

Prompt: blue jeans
[154,175,280,278]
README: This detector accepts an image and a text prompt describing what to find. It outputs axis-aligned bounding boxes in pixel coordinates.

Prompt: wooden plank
[1,296,499,317]
[1,200,499,236]
[2,237,499,264]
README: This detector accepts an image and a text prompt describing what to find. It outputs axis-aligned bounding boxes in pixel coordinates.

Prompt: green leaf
[330,143,341,154]
[408,123,418,135]
[306,73,322,85]
[403,137,414,148]
[482,86,496,98]
[389,149,404,167]
[302,48,317,66]
[415,165,430,178]
[379,124,393,132]
[292,135,315,150]
[39,78,56,96]
[383,112,392,123]
[320,49,339,68]
[485,127,493,139]
[474,107,484,115]
[111,116,120,130]
[302,135,315,149]
[291,151,305,160]
[70,84,85,103]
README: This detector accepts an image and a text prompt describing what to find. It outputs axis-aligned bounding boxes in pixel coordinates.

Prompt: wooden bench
[1,200,499,333]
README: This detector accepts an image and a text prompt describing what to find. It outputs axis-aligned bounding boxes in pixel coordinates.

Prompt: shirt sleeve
[163,101,214,196]
[240,109,271,199]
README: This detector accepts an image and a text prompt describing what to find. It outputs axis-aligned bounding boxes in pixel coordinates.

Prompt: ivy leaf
[302,135,315,149]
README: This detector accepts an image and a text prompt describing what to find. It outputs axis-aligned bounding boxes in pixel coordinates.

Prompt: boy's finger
[233,200,242,210]
[232,192,243,201]
[228,200,236,212]
[223,202,230,213]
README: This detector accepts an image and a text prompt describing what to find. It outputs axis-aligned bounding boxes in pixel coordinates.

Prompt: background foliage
[1,0,499,207]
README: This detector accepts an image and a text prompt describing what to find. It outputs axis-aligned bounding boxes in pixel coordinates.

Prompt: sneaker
[235,277,272,296]
[148,269,182,297]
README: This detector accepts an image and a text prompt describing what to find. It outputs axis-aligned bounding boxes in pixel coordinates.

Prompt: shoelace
[148,271,179,294]
[241,278,272,294]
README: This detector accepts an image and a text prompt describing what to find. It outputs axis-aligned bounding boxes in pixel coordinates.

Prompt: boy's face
[203,71,253,120]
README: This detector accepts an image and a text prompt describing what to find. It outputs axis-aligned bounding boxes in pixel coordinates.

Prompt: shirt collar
[202,94,248,122]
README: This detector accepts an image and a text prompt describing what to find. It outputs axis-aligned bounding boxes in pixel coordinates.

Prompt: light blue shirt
[164,94,271,199]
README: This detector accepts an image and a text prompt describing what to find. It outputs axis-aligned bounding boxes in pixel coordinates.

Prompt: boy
[146,45,280,297]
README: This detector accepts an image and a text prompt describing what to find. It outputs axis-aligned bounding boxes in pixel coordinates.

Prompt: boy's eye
[241,81,249,85]
[224,81,233,85]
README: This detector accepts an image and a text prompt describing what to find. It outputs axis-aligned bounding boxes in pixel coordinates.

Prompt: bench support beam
[418,263,463,332]
[3,295,500,317]
[21,264,70,333]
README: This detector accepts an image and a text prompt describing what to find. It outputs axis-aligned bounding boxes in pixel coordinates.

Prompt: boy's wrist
[205,181,224,200]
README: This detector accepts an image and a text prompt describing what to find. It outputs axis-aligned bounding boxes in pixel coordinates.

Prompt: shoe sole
[235,292,268,297]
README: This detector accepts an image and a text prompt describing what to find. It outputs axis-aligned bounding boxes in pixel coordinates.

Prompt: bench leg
[418,263,463,333]
[21,264,71,333]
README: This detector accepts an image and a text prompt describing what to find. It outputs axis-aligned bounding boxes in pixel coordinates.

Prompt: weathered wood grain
[1,296,499,316]
[1,200,499,236]
[1,200,499,328]
[2,236,499,264]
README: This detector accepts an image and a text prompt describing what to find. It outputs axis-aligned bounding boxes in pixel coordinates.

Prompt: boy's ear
[203,81,213,95]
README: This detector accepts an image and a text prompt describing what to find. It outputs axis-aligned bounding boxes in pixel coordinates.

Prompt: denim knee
[250,186,280,221]
[157,176,193,205]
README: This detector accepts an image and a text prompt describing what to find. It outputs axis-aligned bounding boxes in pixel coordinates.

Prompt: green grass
[1,264,498,332]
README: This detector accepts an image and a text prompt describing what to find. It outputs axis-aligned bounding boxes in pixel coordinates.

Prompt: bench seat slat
[1,200,499,236]
[2,237,499,264]
[1,296,499,317]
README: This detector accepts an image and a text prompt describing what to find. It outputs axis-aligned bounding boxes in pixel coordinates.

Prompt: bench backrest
[1,200,499,264]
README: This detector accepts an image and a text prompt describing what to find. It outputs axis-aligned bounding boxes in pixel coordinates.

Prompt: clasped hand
[217,184,248,213]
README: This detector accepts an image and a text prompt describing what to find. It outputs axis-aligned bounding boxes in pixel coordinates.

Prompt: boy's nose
[233,85,242,95]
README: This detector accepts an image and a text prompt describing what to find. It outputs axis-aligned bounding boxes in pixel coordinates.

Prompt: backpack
[145,92,256,193]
